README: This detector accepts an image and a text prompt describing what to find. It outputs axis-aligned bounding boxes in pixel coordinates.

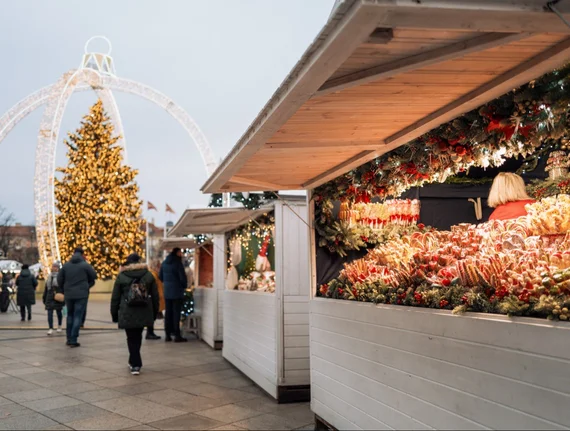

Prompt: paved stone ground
[0,300,314,430]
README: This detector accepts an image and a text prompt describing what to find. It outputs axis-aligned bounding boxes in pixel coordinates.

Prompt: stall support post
[212,233,226,349]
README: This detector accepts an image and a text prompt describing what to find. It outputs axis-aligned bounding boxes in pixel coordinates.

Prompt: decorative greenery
[443,176,493,186]
[527,175,570,199]
[54,100,144,279]
[313,64,570,255]
[208,192,277,210]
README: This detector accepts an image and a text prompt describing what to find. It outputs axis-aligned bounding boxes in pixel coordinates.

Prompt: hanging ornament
[255,234,272,272]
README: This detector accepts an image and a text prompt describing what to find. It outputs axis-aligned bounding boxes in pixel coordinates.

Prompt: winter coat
[150,269,165,312]
[57,253,97,300]
[16,269,37,307]
[43,272,64,311]
[111,263,159,329]
[159,254,187,300]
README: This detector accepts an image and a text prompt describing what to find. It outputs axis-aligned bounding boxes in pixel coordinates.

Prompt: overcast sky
[0,0,333,225]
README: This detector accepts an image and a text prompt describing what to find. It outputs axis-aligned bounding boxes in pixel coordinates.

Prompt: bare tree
[0,206,16,258]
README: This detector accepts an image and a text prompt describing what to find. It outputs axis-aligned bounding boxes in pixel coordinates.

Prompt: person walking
[145,260,164,340]
[43,262,64,335]
[111,253,159,375]
[16,264,37,322]
[159,248,187,342]
[57,247,97,347]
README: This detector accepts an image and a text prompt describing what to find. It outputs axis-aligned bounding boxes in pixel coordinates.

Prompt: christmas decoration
[208,192,277,209]
[314,64,570,255]
[527,175,570,199]
[226,213,276,293]
[180,289,194,321]
[54,100,144,279]
[319,202,570,322]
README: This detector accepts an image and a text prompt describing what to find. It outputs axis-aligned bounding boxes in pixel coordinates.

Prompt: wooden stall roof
[202,0,570,193]
[158,237,199,251]
[168,207,270,238]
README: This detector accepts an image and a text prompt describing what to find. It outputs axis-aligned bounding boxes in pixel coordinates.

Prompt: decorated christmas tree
[54,100,144,279]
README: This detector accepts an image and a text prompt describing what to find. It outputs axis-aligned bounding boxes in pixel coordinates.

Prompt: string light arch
[0,36,217,270]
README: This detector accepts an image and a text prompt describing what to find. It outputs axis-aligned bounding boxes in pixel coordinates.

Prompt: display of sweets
[526,194,570,235]
[339,200,420,228]
[545,151,570,172]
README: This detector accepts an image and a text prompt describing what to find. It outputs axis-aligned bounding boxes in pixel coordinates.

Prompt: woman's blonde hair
[488,172,531,208]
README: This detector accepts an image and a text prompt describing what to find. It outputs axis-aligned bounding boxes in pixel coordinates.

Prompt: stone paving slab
[0,301,315,430]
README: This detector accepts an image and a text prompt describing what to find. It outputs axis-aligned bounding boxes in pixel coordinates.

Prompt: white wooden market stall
[169,202,311,403]
[168,208,262,349]
[202,0,570,429]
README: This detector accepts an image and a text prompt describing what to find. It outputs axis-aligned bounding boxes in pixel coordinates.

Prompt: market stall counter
[169,201,311,403]
[201,0,570,428]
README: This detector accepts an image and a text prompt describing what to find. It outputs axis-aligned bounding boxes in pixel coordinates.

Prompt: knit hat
[126,253,142,264]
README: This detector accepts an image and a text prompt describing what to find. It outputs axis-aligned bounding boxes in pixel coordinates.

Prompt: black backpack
[126,277,149,307]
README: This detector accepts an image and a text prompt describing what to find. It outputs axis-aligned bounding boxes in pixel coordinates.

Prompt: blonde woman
[488,172,535,220]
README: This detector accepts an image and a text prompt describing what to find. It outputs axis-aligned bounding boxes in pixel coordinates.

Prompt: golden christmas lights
[54,100,144,279]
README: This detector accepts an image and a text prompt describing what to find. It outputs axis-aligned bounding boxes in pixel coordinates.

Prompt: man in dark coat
[57,247,97,347]
[111,253,159,375]
[159,247,188,342]
[16,264,38,322]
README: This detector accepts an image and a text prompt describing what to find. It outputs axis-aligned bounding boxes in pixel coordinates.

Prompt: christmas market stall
[168,208,261,349]
[172,200,311,402]
[202,1,570,429]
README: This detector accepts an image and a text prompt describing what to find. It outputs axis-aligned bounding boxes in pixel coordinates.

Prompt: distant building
[0,224,39,264]
[146,221,165,264]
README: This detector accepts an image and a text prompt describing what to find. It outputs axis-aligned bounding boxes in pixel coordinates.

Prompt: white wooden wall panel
[275,201,311,387]
[223,290,278,397]
[193,287,217,348]
[310,298,570,430]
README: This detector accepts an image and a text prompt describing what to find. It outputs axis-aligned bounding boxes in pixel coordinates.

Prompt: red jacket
[489,199,535,221]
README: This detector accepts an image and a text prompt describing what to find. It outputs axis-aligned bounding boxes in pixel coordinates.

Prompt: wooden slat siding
[193,287,217,349]
[223,290,278,397]
[312,371,431,430]
[213,234,226,342]
[310,299,570,430]
[276,202,311,387]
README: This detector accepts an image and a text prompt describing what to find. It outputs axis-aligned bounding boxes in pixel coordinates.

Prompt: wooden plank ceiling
[202,0,570,193]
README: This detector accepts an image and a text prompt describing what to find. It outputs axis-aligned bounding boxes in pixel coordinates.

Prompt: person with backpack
[57,247,97,347]
[111,253,159,375]
[16,264,38,321]
[43,262,64,335]
[159,248,188,342]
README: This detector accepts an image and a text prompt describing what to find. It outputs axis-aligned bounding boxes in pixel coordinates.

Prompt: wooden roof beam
[315,32,532,97]
[366,28,393,44]
[265,141,380,150]
[302,36,570,190]
[231,176,282,191]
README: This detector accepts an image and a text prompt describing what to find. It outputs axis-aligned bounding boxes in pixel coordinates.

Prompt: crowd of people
[1,246,192,376]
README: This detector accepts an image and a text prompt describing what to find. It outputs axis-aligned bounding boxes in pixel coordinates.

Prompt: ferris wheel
[0,36,218,271]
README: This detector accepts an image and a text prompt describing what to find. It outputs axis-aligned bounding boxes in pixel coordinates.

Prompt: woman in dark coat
[43,262,64,335]
[16,264,38,322]
[111,253,158,375]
